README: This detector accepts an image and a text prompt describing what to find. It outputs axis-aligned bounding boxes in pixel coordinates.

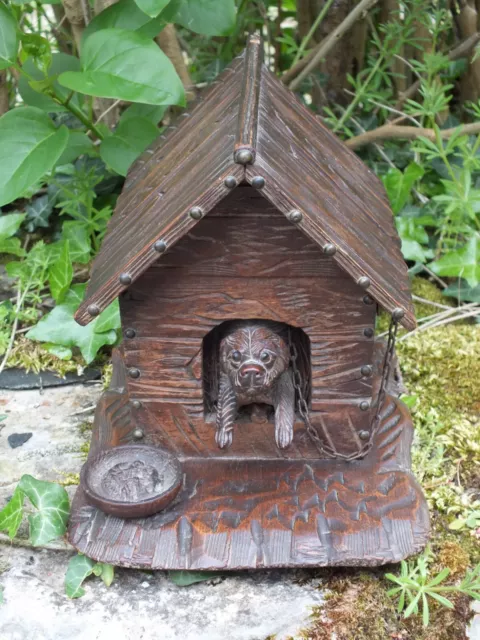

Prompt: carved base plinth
[68,368,429,569]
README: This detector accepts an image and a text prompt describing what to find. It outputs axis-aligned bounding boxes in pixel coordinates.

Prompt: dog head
[219,323,290,395]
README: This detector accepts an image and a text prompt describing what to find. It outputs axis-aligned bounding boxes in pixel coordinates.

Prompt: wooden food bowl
[81,445,182,518]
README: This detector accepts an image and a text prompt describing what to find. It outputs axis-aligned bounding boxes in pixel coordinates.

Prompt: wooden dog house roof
[75,35,415,331]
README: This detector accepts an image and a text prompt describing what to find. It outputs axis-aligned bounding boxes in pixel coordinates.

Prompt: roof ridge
[234,33,263,166]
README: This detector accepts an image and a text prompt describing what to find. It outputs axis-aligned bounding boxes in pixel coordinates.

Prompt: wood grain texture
[69,390,429,569]
[235,33,262,158]
[76,40,414,330]
[246,66,415,330]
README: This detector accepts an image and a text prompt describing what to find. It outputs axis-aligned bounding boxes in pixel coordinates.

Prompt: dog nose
[239,364,263,381]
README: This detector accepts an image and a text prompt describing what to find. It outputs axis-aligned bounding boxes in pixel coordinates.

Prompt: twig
[0,286,30,375]
[0,532,73,552]
[421,265,448,289]
[345,121,480,149]
[285,0,380,91]
[344,89,422,126]
[94,99,121,125]
[412,295,452,310]
[69,404,96,416]
[398,303,480,340]
[291,0,337,67]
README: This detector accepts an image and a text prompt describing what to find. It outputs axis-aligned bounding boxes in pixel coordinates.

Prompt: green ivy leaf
[17,475,70,546]
[165,0,236,35]
[0,213,25,238]
[59,29,185,106]
[49,240,73,303]
[100,563,115,587]
[429,234,480,288]
[43,343,73,360]
[100,116,158,176]
[26,284,118,364]
[24,194,55,232]
[0,237,25,257]
[443,281,480,303]
[0,3,18,70]
[0,486,25,539]
[94,299,120,333]
[0,108,69,207]
[382,163,425,214]
[167,571,219,586]
[62,221,91,264]
[65,554,96,598]
[18,54,82,113]
[83,0,167,42]
[134,0,170,17]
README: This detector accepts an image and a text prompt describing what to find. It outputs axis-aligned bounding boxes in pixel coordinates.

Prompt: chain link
[288,318,398,461]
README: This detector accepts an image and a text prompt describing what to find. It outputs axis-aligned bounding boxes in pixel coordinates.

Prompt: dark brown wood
[70,37,426,570]
[234,33,262,160]
[75,39,414,329]
[69,356,429,568]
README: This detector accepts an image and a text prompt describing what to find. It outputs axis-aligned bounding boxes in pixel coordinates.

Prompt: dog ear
[215,372,237,449]
[273,369,295,449]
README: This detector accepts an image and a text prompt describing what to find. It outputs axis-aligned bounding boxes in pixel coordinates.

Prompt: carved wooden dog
[216,322,295,449]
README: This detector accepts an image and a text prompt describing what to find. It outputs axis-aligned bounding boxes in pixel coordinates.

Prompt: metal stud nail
[359,401,370,411]
[131,400,142,409]
[392,307,405,321]
[363,295,374,305]
[128,367,140,379]
[288,209,302,223]
[364,327,374,338]
[358,276,371,289]
[224,176,237,188]
[124,328,136,339]
[359,430,370,440]
[153,240,167,253]
[361,365,373,377]
[235,149,254,165]
[133,428,144,440]
[189,206,203,220]
[119,273,132,286]
[251,176,265,189]
[87,304,100,317]
[323,243,336,256]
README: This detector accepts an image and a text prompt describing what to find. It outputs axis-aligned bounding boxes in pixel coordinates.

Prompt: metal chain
[288,318,398,461]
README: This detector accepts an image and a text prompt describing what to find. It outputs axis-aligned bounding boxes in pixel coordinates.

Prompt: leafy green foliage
[0,213,26,257]
[65,554,115,598]
[0,108,69,207]
[0,2,18,70]
[168,570,219,586]
[59,29,185,106]
[17,475,70,546]
[0,475,69,545]
[48,241,73,303]
[0,487,25,538]
[383,163,424,214]
[26,284,120,364]
[100,115,158,175]
[429,234,480,288]
[24,194,55,232]
[83,0,167,41]
[18,54,82,112]
[165,0,236,36]
[134,0,171,19]
[386,552,480,627]
[449,510,480,531]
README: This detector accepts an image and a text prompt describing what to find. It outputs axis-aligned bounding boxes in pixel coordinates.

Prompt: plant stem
[291,0,336,67]
[333,55,384,132]
[55,94,105,140]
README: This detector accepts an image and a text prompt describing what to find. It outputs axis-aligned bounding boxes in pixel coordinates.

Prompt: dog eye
[260,351,272,362]
[230,350,241,362]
